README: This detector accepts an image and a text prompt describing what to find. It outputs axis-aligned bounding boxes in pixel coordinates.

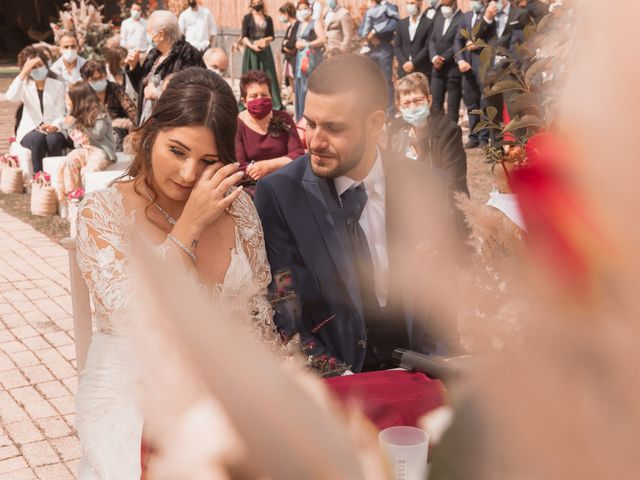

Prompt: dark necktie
[340,184,379,313]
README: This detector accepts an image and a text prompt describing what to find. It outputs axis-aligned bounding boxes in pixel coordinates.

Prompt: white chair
[42,155,66,186]
[85,152,132,193]
[9,142,33,180]
[60,238,92,372]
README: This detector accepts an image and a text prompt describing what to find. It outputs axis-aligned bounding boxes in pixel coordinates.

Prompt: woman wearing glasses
[388,72,469,196]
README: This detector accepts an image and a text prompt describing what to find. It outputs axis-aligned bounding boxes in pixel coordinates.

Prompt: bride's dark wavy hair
[122,67,238,220]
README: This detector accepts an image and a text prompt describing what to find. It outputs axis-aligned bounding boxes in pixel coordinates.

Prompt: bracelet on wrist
[167,233,197,263]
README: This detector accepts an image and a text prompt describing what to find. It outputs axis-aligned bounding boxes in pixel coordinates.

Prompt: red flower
[512,132,609,291]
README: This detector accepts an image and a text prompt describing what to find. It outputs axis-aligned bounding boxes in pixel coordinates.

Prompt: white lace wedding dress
[74,185,279,479]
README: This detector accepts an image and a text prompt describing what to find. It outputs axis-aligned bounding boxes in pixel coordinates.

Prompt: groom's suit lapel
[302,158,365,321]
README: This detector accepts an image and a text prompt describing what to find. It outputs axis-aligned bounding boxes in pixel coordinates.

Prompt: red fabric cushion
[325,370,445,431]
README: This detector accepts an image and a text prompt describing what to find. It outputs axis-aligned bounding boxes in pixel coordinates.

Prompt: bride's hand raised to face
[177,162,245,237]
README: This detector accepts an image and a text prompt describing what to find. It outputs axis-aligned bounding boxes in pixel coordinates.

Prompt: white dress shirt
[442,13,453,34]
[497,4,510,37]
[334,150,389,308]
[311,0,323,20]
[178,6,218,51]
[120,17,148,51]
[50,55,87,87]
[408,14,421,42]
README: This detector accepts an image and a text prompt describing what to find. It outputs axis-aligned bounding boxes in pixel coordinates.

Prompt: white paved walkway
[0,209,80,479]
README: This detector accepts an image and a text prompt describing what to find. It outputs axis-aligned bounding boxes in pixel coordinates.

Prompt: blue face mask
[327,0,337,8]
[471,1,483,12]
[30,65,48,81]
[401,103,430,126]
[430,0,438,7]
[496,0,505,13]
[147,32,158,49]
[89,79,108,92]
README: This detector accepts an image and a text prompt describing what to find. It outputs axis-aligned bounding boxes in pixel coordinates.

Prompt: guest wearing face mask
[241,0,283,110]
[50,32,87,87]
[178,0,218,52]
[80,59,137,150]
[105,46,138,104]
[6,46,66,175]
[454,0,489,148]
[236,70,305,196]
[279,2,299,99]
[120,3,148,53]
[425,0,439,19]
[324,0,354,53]
[476,0,528,145]
[388,72,468,196]
[394,0,434,82]
[428,0,465,123]
[294,0,326,121]
[125,10,205,124]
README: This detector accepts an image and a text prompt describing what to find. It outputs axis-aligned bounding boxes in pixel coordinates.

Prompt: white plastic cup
[379,426,429,480]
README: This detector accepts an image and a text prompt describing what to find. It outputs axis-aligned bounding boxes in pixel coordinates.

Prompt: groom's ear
[366,109,386,137]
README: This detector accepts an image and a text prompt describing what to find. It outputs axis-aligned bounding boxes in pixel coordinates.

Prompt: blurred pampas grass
[128,236,388,479]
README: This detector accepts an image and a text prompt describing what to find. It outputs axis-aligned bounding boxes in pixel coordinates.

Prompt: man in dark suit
[361,0,400,114]
[254,54,455,376]
[394,0,434,82]
[475,0,528,145]
[428,0,465,123]
[454,0,490,148]
[518,0,549,23]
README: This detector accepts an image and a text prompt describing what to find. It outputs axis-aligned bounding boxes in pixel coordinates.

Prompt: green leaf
[486,106,498,122]
[471,19,482,40]
[490,79,524,95]
[503,114,545,133]
[469,109,484,116]
[523,22,537,41]
[472,121,490,134]
[516,43,535,59]
[479,47,493,82]
[524,58,550,87]
[460,28,469,40]
[474,39,488,48]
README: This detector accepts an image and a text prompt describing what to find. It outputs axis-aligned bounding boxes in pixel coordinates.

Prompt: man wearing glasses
[388,72,469,197]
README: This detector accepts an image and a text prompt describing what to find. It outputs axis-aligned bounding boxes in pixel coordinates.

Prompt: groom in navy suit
[254,54,457,376]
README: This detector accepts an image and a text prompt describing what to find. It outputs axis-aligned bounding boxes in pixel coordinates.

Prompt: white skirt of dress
[75,332,144,480]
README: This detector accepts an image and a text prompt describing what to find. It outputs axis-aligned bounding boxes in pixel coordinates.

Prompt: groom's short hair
[307,53,388,115]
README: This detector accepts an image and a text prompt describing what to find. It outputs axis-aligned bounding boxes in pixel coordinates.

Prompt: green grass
[0,192,69,242]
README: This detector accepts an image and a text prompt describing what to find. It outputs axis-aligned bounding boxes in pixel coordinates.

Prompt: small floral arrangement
[68,188,85,201]
[32,171,51,183]
[268,116,292,138]
[1,154,20,168]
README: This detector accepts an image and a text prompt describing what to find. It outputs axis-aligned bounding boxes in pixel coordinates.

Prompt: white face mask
[131,9,141,20]
[62,48,78,63]
[406,4,419,16]
[440,5,453,18]
[30,65,48,81]
[296,9,310,22]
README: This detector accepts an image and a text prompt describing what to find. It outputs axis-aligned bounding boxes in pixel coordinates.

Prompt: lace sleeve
[76,189,133,333]
[230,191,285,350]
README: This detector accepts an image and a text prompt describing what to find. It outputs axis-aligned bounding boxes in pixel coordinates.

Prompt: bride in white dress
[74,68,283,479]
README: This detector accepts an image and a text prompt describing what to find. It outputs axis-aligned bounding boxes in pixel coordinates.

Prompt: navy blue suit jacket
[454,11,485,76]
[429,9,466,79]
[254,153,453,374]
